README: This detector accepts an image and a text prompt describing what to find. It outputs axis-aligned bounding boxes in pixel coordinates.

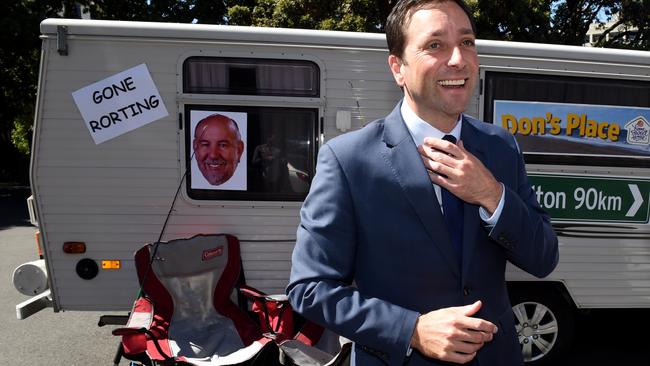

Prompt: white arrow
[625,184,644,217]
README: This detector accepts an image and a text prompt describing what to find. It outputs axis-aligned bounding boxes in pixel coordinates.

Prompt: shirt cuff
[479,183,505,225]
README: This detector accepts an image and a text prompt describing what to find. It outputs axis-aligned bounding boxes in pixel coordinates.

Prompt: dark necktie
[441,135,463,265]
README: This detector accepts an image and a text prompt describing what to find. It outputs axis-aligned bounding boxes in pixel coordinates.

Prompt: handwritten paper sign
[72,63,169,144]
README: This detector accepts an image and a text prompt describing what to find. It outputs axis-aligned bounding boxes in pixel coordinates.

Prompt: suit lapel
[381,104,460,278]
[459,117,488,279]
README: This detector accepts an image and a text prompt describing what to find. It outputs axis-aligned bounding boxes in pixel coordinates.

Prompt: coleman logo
[202,246,224,261]
[624,116,650,145]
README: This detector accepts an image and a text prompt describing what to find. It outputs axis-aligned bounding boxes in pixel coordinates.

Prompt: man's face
[389,1,479,127]
[193,116,244,186]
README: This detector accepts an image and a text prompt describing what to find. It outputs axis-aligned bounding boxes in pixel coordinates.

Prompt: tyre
[508,284,575,365]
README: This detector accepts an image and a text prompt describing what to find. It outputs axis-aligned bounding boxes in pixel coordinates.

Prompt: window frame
[182,56,320,98]
[481,70,650,167]
[183,104,319,202]
[177,53,324,204]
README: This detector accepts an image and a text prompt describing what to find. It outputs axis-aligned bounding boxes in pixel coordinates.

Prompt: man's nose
[208,145,221,158]
[448,46,466,68]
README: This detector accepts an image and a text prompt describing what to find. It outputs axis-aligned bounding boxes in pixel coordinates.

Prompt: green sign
[528,174,650,223]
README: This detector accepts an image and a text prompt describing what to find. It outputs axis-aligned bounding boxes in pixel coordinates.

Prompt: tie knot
[442,134,457,144]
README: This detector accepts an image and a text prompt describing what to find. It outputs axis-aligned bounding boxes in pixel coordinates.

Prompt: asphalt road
[1,187,648,365]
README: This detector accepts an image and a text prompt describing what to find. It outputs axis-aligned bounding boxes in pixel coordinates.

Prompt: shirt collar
[400,99,462,145]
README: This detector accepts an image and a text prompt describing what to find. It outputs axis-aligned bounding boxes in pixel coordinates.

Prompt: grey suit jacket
[287,103,559,365]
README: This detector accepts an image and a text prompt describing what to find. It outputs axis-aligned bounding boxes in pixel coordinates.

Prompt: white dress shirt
[400,101,504,225]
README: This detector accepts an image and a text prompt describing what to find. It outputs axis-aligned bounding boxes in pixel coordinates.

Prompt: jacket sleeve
[488,135,559,278]
[286,144,419,366]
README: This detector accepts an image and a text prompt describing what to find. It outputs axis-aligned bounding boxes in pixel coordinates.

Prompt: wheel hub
[521,325,534,337]
[512,301,559,362]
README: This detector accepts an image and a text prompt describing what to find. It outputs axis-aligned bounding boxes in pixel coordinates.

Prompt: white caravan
[14,18,650,365]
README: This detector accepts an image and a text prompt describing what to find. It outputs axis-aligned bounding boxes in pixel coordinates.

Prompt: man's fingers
[418,144,454,164]
[460,300,482,316]
[423,137,461,155]
[412,304,497,362]
[453,338,485,354]
[421,155,454,178]
[418,146,460,183]
[453,302,499,334]
[462,317,499,335]
[453,327,493,344]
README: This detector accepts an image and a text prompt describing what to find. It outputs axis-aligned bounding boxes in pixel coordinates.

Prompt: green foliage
[230,0,392,32]
[470,0,555,43]
[551,0,619,45]
[88,0,227,23]
[0,0,78,182]
[471,0,648,49]
[12,117,33,156]
[594,0,650,49]
[227,5,252,26]
[221,0,649,47]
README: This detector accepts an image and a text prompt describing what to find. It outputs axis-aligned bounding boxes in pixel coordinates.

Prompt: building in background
[584,13,638,47]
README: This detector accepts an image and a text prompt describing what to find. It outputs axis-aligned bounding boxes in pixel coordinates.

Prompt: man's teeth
[438,79,465,86]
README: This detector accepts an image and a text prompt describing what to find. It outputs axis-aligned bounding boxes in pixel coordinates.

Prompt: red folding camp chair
[112,234,278,366]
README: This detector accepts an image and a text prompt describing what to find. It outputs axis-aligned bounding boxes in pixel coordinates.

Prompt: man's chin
[207,177,225,185]
[205,173,232,186]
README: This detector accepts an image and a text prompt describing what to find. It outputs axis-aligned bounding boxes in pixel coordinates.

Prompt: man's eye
[219,142,230,149]
[462,39,475,47]
[429,42,440,49]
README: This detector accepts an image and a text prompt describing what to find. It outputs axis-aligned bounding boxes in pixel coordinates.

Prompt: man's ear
[388,54,405,87]
[237,141,244,160]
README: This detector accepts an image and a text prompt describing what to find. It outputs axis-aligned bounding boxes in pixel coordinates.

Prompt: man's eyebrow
[430,28,475,37]
[459,27,475,36]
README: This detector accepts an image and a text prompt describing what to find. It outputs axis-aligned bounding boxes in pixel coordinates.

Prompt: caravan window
[184,105,317,202]
[183,57,319,97]
[484,72,650,166]
[182,57,320,202]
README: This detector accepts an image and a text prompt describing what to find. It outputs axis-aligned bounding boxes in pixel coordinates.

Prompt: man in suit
[286,0,559,365]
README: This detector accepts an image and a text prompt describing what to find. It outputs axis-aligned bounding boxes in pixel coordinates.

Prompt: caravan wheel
[509,286,575,365]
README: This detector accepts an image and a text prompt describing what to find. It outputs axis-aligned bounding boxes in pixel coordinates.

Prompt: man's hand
[410,301,498,364]
[417,138,503,215]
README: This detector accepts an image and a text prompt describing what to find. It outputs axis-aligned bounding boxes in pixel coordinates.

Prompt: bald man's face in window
[193,115,244,186]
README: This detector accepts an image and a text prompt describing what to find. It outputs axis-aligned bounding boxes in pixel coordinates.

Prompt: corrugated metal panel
[507,231,650,308]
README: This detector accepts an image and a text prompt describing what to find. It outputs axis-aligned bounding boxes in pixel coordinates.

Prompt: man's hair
[385,0,477,58]
[194,114,242,141]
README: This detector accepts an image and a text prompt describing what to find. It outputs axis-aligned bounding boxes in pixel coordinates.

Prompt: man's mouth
[438,79,466,88]
[205,160,226,169]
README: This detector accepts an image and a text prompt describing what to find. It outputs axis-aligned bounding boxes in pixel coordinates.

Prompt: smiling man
[287,1,558,365]
[193,114,244,186]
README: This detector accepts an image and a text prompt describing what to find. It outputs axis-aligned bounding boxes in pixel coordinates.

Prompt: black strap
[237,257,249,311]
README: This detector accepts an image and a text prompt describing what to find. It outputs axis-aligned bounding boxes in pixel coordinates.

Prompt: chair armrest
[239,285,289,302]
[111,296,154,336]
[238,285,294,339]
[112,327,147,336]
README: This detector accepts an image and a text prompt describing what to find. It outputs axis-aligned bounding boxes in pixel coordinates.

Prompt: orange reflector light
[101,260,121,269]
[63,242,86,254]
[35,231,43,258]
